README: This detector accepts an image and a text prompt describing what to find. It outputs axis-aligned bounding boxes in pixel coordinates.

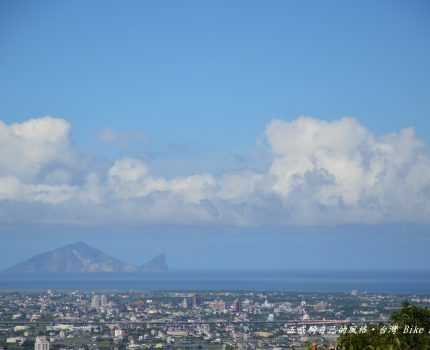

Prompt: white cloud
[217,172,265,201]
[109,158,149,184]
[265,116,430,224]
[1,115,430,226]
[0,176,78,204]
[0,117,75,180]
[107,158,216,204]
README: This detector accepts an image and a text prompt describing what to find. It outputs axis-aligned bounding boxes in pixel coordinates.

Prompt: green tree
[337,303,430,350]
[390,302,430,349]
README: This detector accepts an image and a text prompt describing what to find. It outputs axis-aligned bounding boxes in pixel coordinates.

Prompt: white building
[34,336,49,350]
[114,328,123,338]
[91,294,108,309]
[7,337,25,345]
[91,295,100,309]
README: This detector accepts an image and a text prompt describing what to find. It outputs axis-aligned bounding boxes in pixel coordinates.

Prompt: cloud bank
[1,116,429,227]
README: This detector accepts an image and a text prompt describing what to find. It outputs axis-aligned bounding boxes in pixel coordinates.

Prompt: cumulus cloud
[0,117,75,180]
[0,115,430,226]
[107,158,217,204]
[265,117,430,223]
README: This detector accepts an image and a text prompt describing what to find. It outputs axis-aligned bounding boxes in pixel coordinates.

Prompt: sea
[0,270,429,294]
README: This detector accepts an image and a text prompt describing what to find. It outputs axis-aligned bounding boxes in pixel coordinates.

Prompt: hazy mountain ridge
[140,253,168,272]
[3,242,168,273]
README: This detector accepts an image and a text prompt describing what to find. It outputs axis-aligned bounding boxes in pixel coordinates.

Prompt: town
[1,290,429,350]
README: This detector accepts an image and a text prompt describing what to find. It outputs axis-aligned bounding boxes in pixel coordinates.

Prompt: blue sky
[0,0,429,270]
[2,0,429,153]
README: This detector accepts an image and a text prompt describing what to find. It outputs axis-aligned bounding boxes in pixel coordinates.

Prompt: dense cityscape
[1,290,429,350]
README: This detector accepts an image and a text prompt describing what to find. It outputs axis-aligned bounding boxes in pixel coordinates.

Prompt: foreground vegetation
[337,303,430,350]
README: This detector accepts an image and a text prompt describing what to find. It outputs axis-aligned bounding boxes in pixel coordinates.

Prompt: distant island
[2,241,168,273]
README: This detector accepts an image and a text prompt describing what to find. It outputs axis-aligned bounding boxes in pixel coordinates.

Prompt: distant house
[34,336,49,350]
[6,337,25,345]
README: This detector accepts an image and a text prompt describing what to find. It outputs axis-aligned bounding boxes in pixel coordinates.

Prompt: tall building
[192,294,203,308]
[181,297,189,309]
[233,298,241,313]
[100,294,108,307]
[34,336,49,350]
[91,294,108,309]
[91,295,100,309]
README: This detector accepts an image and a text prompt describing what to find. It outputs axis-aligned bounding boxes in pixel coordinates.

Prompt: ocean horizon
[1,270,429,294]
